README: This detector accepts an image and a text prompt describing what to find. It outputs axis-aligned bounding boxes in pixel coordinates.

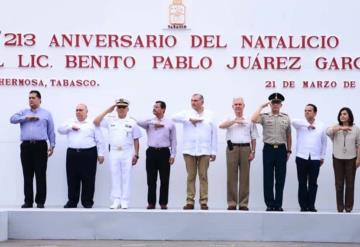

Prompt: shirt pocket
[280,119,289,131]
[264,120,274,127]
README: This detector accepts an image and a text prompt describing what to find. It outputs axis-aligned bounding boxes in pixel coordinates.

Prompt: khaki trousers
[333,156,357,212]
[183,154,210,205]
[226,146,251,207]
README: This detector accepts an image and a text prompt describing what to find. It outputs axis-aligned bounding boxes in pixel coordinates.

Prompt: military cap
[268,92,285,103]
[115,98,129,106]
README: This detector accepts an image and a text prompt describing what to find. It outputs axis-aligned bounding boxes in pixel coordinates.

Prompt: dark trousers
[333,156,357,212]
[263,143,287,208]
[296,157,320,210]
[20,141,48,205]
[66,147,97,207]
[146,147,171,205]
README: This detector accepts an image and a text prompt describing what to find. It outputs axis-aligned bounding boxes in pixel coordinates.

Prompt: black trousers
[20,140,48,205]
[66,147,97,207]
[296,157,320,210]
[263,143,287,209]
[146,147,171,205]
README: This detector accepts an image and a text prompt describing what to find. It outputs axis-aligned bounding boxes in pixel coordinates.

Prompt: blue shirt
[10,107,56,148]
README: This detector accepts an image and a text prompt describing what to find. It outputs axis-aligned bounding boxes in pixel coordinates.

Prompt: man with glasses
[58,104,105,208]
[251,93,292,211]
[94,99,142,209]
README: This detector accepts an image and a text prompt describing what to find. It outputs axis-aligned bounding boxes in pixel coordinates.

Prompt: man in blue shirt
[10,90,56,208]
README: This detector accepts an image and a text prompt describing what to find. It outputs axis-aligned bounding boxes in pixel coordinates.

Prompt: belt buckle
[116,146,123,151]
[273,145,279,149]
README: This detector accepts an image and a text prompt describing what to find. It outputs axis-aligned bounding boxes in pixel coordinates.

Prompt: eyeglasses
[76,109,84,112]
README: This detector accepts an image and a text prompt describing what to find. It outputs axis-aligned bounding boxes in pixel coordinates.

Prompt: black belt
[22,140,46,144]
[68,146,96,152]
[232,143,250,147]
[148,146,169,151]
[264,143,286,149]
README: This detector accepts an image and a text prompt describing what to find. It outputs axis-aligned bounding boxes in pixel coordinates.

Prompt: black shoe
[36,204,44,208]
[300,208,308,212]
[308,207,317,212]
[239,206,249,211]
[64,202,77,208]
[147,204,155,209]
[21,203,33,208]
[183,204,194,210]
[83,204,92,209]
[274,207,284,211]
[266,207,274,211]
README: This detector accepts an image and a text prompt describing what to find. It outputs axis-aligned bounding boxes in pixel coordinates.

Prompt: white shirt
[58,118,105,156]
[292,119,327,160]
[224,116,259,143]
[172,109,217,156]
[101,115,142,149]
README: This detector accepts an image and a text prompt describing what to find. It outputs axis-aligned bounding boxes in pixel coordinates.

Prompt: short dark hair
[306,104,317,113]
[155,100,166,110]
[337,107,354,126]
[29,90,41,99]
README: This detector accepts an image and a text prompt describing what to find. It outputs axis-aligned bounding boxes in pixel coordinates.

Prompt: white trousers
[109,149,133,207]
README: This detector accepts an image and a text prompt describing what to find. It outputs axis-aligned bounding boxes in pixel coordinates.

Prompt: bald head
[75,103,88,121]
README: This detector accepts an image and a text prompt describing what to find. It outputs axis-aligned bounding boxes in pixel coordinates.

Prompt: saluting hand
[340,126,352,131]
[308,125,316,130]
[26,116,39,121]
[106,104,117,114]
[234,118,245,125]
[261,102,270,109]
[190,118,203,126]
[334,126,352,132]
[154,123,165,129]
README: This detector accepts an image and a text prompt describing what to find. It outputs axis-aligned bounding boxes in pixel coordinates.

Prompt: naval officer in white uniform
[94,99,142,209]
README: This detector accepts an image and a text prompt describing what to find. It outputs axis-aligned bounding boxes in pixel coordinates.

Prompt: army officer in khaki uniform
[251,93,292,211]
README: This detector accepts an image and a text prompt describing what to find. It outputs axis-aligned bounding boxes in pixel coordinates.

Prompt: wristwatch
[134,154,139,159]
[287,150,292,154]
